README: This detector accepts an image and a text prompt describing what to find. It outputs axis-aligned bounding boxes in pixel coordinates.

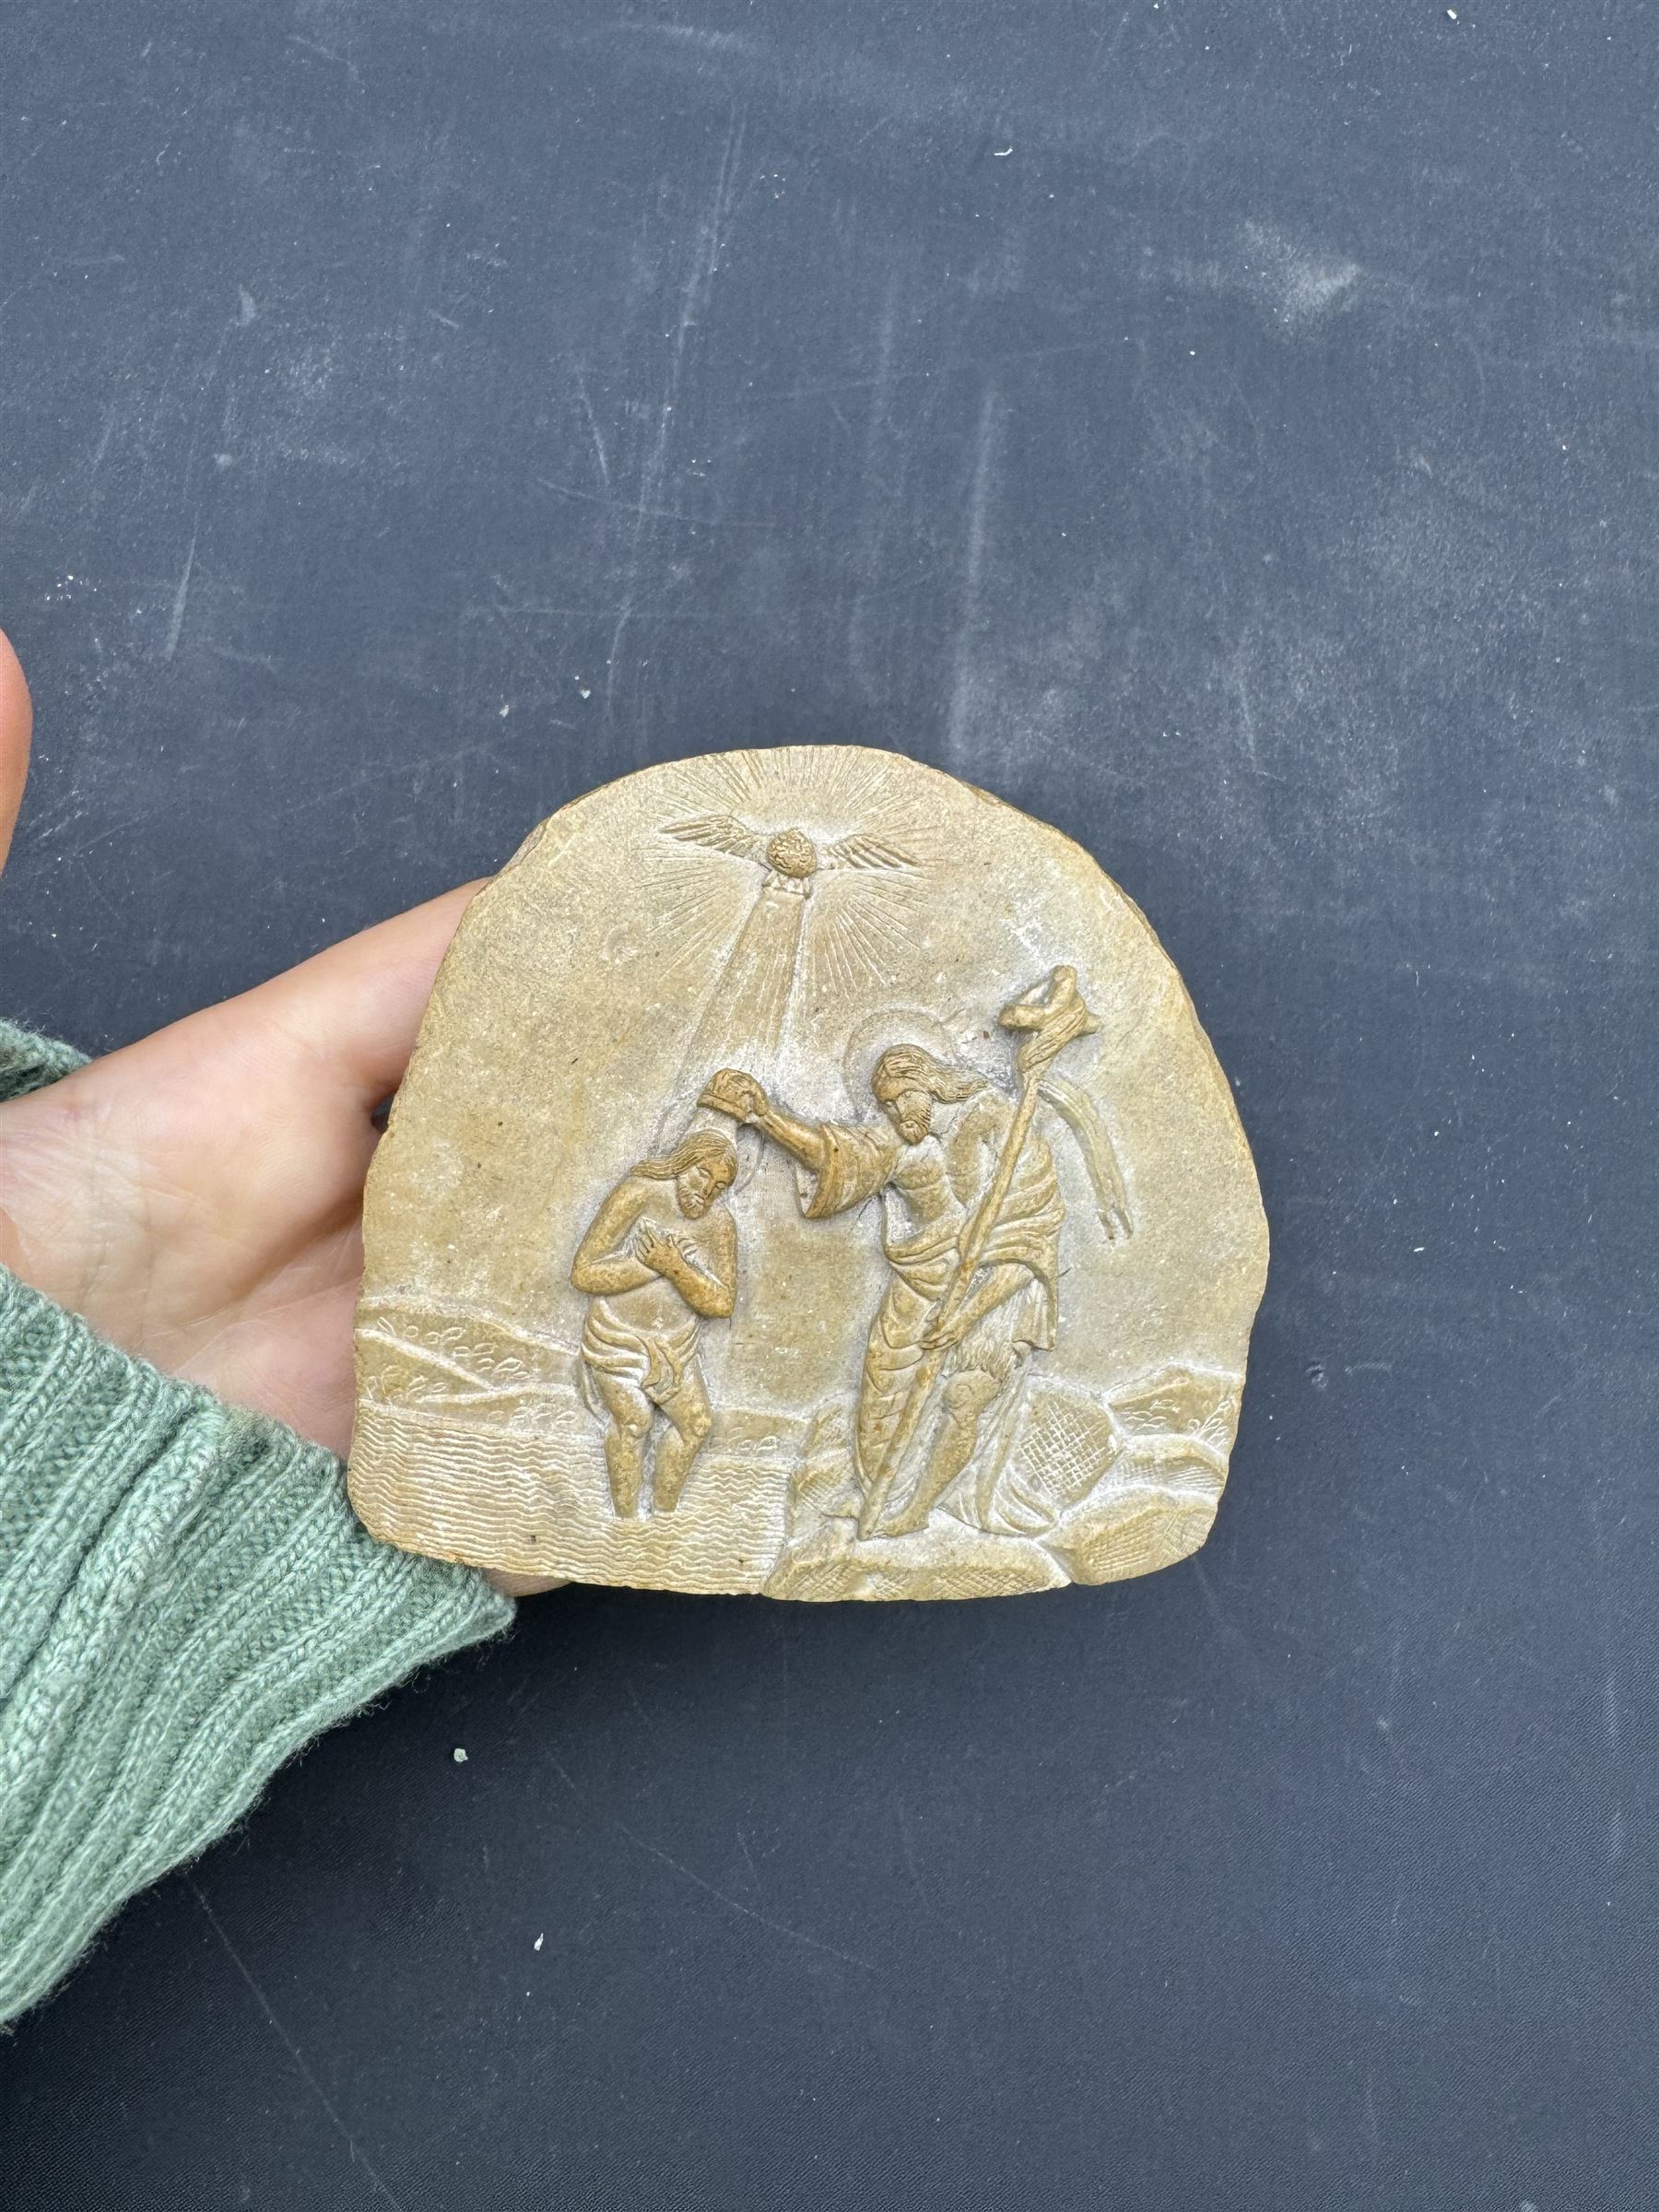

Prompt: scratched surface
[0,5,1654,2208]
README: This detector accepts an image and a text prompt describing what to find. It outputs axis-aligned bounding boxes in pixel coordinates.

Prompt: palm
[0,888,473,1456]
[0,633,475,1459]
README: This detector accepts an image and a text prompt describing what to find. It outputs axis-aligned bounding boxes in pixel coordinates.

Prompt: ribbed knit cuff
[0,1028,514,2025]
[0,1015,88,1100]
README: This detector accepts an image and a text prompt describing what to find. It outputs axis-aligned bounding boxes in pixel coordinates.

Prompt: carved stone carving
[348,747,1268,1601]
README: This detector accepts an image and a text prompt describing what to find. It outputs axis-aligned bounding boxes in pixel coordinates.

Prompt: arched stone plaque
[348,747,1268,1601]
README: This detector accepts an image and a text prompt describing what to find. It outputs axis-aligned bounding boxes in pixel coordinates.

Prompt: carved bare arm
[700,1068,831,1173]
[636,1217,736,1319]
[695,1210,739,1318]
[570,1182,655,1297]
[753,1102,831,1173]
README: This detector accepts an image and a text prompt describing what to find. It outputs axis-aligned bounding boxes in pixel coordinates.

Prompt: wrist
[0,1093,51,1286]
[0,1019,88,1300]
[0,1263,513,2025]
[0,1088,92,1310]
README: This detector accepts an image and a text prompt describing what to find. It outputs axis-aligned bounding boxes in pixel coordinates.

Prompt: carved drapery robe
[794,1087,1065,1500]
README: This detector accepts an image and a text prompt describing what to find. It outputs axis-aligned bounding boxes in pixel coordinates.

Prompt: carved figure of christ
[702,1058,1062,1535]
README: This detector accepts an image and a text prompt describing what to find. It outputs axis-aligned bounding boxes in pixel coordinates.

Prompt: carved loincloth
[580,1300,700,1409]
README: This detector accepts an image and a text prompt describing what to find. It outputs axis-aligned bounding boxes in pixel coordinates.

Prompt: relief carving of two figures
[571,968,1129,1536]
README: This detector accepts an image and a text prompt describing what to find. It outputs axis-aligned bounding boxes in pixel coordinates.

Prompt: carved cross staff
[858,966,1100,1540]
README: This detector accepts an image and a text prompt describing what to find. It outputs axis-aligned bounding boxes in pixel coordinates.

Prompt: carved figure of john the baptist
[570,1131,738,1517]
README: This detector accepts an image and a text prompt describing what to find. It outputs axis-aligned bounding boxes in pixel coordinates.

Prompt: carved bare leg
[881,1366,1002,1536]
[653,1365,713,1512]
[590,1369,653,1517]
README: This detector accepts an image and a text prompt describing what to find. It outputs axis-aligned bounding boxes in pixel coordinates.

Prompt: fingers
[228,879,487,1105]
[0,630,33,874]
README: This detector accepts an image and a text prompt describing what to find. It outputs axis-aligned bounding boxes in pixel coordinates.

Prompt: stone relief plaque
[347,747,1268,1601]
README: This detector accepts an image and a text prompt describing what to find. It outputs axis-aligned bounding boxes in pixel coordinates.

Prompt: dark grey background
[2,4,1654,2206]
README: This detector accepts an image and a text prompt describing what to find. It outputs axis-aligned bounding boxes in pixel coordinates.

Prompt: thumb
[215,878,486,1107]
[0,631,32,876]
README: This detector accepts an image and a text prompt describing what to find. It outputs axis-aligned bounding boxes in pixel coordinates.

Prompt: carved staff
[858,966,1100,1540]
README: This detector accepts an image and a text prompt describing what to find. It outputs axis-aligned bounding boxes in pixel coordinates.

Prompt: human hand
[921,1305,970,1352]
[633,1223,677,1275]
[0,631,478,1465]
[699,1066,768,1124]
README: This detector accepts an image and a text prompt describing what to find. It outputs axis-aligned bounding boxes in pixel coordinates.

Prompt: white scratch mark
[571,362,610,488]
[535,474,771,529]
[629,21,758,54]
[945,382,999,763]
[288,33,361,84]
[90,400,119,470]
[1241,219,1360,330]
[617,1821,877,1972]
[1092,8,1135,71]
[163,524,197,660]
[848,272,902,695]
[1189,1558,1272,1695]
[1229,630,1265,772]
[1362,2071,1381,2151]
[607,108,747,722]
[189,1881,407,2211]
[895,1797,928,1912]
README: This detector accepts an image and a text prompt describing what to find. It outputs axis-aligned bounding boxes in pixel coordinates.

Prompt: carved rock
[348,747,1268,1601]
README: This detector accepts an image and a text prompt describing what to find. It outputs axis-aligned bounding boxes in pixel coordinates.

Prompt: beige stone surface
[347,747,1268,1601]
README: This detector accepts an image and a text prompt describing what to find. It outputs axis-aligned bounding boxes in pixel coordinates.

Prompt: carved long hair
[637,1130,738,1184]
[871,1044,982,1105]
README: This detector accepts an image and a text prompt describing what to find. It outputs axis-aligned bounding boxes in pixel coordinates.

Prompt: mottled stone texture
[350,748,1266,1598]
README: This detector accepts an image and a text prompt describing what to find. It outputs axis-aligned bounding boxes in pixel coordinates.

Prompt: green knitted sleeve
[0,1018,515,2024]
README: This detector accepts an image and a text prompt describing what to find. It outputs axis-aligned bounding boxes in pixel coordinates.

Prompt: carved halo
[650,1088,769,1192]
